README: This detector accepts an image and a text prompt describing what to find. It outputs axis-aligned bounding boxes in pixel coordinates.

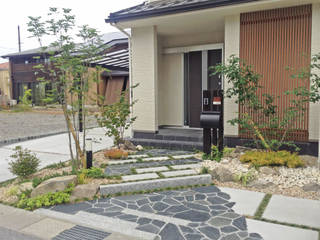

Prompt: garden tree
[212,55,318,152]
[27,7,107,170]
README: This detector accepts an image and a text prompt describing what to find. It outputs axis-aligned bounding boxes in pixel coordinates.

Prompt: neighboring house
[0,62,11,104]
[1,32,129,105]
[106,0,320,154]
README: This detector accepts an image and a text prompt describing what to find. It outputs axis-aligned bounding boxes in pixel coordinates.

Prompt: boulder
[70,183,99,202]
[302,183,320,192]
[210,167,234,182]
[234,146,252,154]
[124,140,136,151]
[31,175,77,198]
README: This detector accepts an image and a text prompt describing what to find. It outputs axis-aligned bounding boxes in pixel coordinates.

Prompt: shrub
[104,149,128,159]
[240,150,304,168]
[16,184,74,211]
[9,146,40,178]
[202,145,231,162]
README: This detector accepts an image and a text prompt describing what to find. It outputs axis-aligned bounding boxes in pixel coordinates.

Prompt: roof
[0,62,9,70]
[2,31,128,58]
[106,0,260,23]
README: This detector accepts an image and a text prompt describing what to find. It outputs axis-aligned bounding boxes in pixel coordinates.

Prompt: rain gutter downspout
[110,23,134,138]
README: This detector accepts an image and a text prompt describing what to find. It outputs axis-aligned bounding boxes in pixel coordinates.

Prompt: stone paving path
[46,186,263,240]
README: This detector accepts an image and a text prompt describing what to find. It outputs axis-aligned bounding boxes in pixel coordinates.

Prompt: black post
[86,138,92,169]
[203,128,211,155]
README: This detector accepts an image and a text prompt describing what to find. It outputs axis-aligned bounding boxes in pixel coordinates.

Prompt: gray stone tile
[199,226,220,240]
[159,223,184,240]
[174,210,211,222]
[194,186,220,193]
[209,217,232,227]
[152,202,169,211]
[233,217,247,231]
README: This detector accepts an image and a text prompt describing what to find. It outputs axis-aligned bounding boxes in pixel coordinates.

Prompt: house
[1,32,129,105]
[106,0,320,155]
[0,62,11,105]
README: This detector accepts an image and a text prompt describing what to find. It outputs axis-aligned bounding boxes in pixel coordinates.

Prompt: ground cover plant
[240,150,304,168]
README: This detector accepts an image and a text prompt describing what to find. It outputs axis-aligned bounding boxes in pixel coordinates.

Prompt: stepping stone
[247,218,319,240]
[172,154,195,159]
[171,164,201,170]
[161,169,197,178]
[128,154,148,159]
[136,166,169,174]
[220,187,265,216]
[108,154,196,165]
[122,173,159,182]
[262,194,320,229]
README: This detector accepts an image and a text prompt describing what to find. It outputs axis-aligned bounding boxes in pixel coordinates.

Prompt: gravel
[0,110,98,143]
[201,155,320,200]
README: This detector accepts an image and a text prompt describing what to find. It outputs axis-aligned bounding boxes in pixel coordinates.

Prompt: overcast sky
[0,0,143,63]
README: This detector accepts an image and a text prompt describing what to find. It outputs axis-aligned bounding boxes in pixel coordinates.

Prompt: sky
[0,0,143,63]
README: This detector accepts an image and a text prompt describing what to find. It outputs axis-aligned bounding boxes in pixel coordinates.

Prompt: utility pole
[18,25,21,52]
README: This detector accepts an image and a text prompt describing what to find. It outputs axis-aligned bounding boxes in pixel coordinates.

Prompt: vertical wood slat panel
[239,5,312,142]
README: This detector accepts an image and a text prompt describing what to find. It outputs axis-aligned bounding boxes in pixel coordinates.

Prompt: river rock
[31,175,77,198]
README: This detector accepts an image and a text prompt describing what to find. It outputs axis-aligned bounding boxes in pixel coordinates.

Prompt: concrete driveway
[0,128,116,182]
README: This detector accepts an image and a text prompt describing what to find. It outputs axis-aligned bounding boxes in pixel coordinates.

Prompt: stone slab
[219,187,265,216]
[161,169,198,177]
[171,164,201,170]
[108,154,196,165]
[128,154,148,159]
[136,166,169,173]
[246,218,319,240]
[100,175,212,195]
[21,217,75,240]
[122,173,159,182]
[172,154,196,159]
[263,194,320,228]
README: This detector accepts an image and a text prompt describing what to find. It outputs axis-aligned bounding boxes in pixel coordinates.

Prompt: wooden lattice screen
[239,5,312,142]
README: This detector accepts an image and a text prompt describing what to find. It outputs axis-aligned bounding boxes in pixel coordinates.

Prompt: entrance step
[129,138,202,151]
[36,209,158,240]
[100,175,212,195]
[133,131,202,143]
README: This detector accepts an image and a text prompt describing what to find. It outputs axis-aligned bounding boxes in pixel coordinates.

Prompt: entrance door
[184,49,222,128]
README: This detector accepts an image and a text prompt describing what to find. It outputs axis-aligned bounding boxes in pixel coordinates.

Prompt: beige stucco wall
[0,70,10,98]
[309,3,320,141]
[131,26,159,132]
[158,53,184,126]
[224,14,240,137]
[161,31,224,48]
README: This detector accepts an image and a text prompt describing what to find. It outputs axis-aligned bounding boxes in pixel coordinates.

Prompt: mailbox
[200,90,224,154]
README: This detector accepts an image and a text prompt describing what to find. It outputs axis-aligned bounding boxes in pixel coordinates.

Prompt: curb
[100,174,212,195]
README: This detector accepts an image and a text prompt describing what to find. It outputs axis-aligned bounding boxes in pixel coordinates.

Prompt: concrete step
[132,132,203,143]
[122,173,160,182]
[161,169,198,178]
[100,174,212,195]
